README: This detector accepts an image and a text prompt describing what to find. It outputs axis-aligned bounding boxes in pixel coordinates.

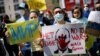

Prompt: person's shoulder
[16,17,25,22]
[70,18,78,23]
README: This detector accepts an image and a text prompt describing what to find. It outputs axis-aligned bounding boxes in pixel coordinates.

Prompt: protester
[2,15,19,56]
[70,6,87,26]
[70,6,88,56]
[43,9,54,25]
[16,2,29,22]
[0,16,6,56]
[52,7,81,56]
[88,1,100,56]
[16,2,31,56]
[83,4,91,18]
[34,9,52,26]
[29,11,44,56]
[95,1,100,11]
[53,7,70,25]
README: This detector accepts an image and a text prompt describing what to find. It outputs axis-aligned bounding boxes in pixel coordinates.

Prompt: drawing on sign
[54,28,72,53]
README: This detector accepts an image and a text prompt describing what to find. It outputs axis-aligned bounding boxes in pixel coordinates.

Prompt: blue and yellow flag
[7,20,40,45]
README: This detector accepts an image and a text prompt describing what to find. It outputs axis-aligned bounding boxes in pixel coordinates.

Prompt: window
[13,0,18,3]
[0,0,3,1]
[0,1,4,5]
[14,4,19,11]
[0,6,5,13]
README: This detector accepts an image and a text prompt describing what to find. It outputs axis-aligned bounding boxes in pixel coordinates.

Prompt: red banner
[65,0,98,11]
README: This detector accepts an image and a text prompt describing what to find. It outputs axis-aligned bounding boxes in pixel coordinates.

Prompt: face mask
[54,13,64,21]
[95,7,100,11]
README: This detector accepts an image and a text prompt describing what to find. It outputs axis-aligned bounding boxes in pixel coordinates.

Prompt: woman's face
[73,9,81,19]
[29,12,38,19]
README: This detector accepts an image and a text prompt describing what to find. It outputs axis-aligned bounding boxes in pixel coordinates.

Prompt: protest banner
[7,20,40,45]
[65,0,84,11]
[86,11,100,36]
[64,0,97,11]
[42,23,86,56]
[26,0,47,10]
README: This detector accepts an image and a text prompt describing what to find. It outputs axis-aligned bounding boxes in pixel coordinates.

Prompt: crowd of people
[0,1,100,56]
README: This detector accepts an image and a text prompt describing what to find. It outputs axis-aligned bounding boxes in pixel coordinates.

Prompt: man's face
[95,3,100,11]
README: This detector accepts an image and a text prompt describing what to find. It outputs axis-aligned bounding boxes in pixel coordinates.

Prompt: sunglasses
[54,11,62,14]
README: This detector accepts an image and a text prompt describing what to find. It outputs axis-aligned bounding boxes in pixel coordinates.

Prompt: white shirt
[16,16,25,22]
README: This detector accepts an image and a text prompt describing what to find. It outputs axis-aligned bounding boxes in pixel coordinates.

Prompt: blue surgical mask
[54,13,64,21]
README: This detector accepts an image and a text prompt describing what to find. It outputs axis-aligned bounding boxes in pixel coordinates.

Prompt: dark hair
[2,15,11,23]
[84,4,90,7]
[62,9,70,22]
[30,11,39,16]
[95,1,100,4]
[53,7,62,13]
[72,6,83,19]
[53,7,61,10]
[34,9,40,16]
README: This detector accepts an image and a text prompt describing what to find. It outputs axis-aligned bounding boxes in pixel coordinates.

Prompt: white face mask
[54,13,64,21]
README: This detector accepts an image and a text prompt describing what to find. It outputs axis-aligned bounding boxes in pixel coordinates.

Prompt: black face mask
[95,7,100,11]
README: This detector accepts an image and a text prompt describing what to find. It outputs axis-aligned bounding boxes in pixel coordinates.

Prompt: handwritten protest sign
[26,0,47,10]
[42,23,86,56]
[7,20,40,45]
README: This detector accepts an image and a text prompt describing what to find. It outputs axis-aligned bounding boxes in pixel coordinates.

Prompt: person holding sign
[53,7,70,25]
[2,15,19,56]
[16,2,31,56]
[70,6,88,26]
[70,6,88,56]
[53,7,79,56]
[29,11,43,56]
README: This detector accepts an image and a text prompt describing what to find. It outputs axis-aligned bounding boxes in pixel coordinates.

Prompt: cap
[18,2,28,10]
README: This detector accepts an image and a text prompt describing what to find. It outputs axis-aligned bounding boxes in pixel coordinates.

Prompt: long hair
[72,6,83,19]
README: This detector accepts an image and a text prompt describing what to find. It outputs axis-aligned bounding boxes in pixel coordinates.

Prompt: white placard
[42,23,86,56]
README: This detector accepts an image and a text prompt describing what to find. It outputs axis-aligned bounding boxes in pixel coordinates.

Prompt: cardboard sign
[42,23,86,56]
[7,20,40,45]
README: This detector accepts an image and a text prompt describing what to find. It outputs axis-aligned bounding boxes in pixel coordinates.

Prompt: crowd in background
[0,1,100,56]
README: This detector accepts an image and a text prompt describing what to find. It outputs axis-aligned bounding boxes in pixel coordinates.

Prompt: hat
[18,2,28,9]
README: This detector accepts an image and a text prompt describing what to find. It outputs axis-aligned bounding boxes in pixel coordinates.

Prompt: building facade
[0,0,23,21]
[0,0,60,21]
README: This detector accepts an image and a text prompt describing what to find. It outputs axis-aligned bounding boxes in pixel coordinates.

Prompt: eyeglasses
[54,11,62,14]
